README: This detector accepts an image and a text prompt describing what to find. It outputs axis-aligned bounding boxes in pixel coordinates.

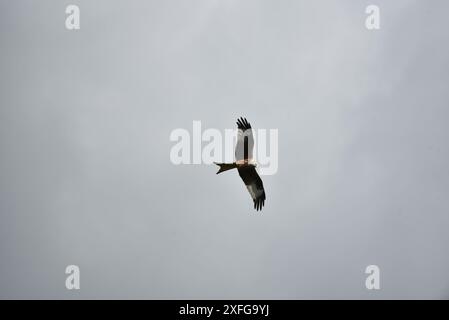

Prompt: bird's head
[248,158,258,167]
[236,158,258,167]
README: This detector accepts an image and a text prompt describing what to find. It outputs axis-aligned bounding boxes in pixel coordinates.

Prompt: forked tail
[214,162,237,174]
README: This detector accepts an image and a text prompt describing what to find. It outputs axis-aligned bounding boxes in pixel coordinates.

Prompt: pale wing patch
[246,183,263,200]
[235,118,254,161]
[236,129,254,160]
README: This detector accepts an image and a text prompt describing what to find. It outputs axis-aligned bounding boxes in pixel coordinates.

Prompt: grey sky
[1,0,449,299]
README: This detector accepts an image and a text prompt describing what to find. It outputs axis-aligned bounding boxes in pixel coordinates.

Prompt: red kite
[214,117,266,211]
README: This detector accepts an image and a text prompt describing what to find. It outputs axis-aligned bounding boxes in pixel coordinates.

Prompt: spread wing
[237,166,266,211]
[235,117,254,161]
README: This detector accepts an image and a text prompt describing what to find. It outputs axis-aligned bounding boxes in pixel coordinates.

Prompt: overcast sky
[1,0,449,299]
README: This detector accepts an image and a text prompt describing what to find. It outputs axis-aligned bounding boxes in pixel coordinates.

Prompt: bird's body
[214,117,266,211]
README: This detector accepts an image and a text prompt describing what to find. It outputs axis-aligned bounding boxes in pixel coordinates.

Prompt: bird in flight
[214,117,266,211]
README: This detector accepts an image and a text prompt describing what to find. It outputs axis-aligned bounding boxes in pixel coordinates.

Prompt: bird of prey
[214,117,266,211]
